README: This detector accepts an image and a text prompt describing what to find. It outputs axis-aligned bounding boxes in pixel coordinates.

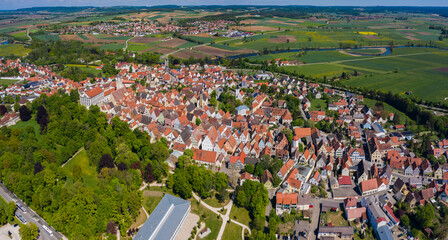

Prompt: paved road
[0,184,63,240]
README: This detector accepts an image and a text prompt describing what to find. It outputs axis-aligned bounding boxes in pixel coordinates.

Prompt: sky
[1,0,448,10]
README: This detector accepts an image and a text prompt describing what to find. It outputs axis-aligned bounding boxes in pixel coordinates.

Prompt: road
[0,184,64,240]
[26,25,33,42]
[123,36,135,51]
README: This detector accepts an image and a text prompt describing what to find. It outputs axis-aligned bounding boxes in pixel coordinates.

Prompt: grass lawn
[202,194,230,209]
[322,211,349,226]
[278,221,295,235]
[62,149,98,188]
[129,207,147,229]
[143,194,163,214]
[0,78,19,86]
[310,98,328,111]
[0,44,31,57]
[222,222,242,240]
[10,119,41,141]
[230,205,251,227]
[190,199,222,240]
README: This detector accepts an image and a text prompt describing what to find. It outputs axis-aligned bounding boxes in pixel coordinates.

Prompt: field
[310,98,328,111]
[34,34,61,41]
[62,149,98,188]
[229,205,251,227]
[341,50,448,102]
[99,43,125,50]
[222,222,242,240]
[130,36,161,44]
[0,78,19,86]
[157,38,187,48]
[172,50,208,59]
[194,45,252,57]
[0,44,31,57]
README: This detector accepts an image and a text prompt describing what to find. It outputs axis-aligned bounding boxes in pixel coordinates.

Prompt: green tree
[195,118,202,126]
[19,223,39,240]
[6,202,16,222]
[416,204,435,229]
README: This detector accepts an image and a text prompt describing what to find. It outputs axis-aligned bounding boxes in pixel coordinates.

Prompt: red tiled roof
[360,179,378,193]
[85,86,103,98]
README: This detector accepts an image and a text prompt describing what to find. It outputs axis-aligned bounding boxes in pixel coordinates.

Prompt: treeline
[0,92,170,239]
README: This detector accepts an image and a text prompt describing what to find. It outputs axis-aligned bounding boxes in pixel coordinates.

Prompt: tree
[416,204,435,229]
[106,221,117,234]
[14,102,20,112]
[19,223,39,240]
[6,202,16,222]
[33,162,43,175]
[98,154,115,172]
[184,149,194,158]
[19,105,31,121]
[243,164,255,174]
[36,105,49,132]
[0,105,7,116]
[400,215,410,227]
[196,118,202,126]
[117,162,128,171]
[143,162,155,183]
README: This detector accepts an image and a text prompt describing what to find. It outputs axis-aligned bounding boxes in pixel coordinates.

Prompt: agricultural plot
[99,43,125,50]
[59,34,84,41]
[249,50,368,62]
[130,36,162,44]
[34,34,61,41]
[194,45,252,57]
[172,50,208,59]
[157,38,187,48]
[0,44,31,57]
[8,30,28,41]
[341,50,448,102]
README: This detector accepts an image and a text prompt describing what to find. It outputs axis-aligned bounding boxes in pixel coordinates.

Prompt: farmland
[0,44,31,56]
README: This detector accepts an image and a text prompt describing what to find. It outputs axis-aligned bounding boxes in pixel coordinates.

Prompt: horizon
[1,1,448,11]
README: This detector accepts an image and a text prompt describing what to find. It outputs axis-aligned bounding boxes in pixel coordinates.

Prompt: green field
[0,78,19,86]
[186,35,217,44]
[65,64,103,75]
[249,50,367,62]
[0,44,31,57]
[310,98,328,111]
[62,149,98,188]
[222,222,242,240]
[9,31,28,41]
[77,34,89,40]
[341,50,448,102]
[34,34,61,41]
[99,43,125,50]
[177,41,200,49]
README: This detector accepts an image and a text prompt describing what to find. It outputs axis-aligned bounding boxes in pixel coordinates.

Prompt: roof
[377,226,394,240]
[360,179,378,193]
[346,207,366,220]
[338,176,352,186]
[85,86,103,98]
[318,226,354,235]
[276,192,297,205]
[192,149,217,164]
[134,194,190,240]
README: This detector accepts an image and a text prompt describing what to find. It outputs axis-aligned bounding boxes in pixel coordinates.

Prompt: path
[192,192,251,240]
[26,25,33,42]
[61,147,84,168]
[123,36,135,51]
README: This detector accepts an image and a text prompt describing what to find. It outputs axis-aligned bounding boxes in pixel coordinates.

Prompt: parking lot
[0,223,21,240]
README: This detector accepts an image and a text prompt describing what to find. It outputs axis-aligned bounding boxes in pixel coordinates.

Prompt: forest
[0,92,170,239]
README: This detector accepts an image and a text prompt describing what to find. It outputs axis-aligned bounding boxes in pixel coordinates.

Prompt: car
[43,225,53,237]
[398,233,404,238]
[13,224,18,227]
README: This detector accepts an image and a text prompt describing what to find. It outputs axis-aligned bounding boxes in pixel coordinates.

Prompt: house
[277,159,294,180]
[346,207,366,222]
[80,86,105,109]
[236,105,250,116]
[338,176,353,188]
[309,171,321,186]
[393,178,407,194]
[439,184,448,202]
[133,194,190,240]
[261,169,274,189]
[309,111,325,122]
[360,179,378,196]
[363,196,388,232]
[318,226,354,239]
[276,192,297,215]
[297,194,311,210]
[192,149,218,167]
[383,203,400,225]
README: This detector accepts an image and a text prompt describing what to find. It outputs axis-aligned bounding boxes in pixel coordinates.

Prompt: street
[0,184,63,240]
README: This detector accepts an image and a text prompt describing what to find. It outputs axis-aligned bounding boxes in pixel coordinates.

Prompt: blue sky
[0,0,447,10]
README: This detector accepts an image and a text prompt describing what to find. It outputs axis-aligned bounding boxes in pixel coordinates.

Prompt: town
[1,53,447,240]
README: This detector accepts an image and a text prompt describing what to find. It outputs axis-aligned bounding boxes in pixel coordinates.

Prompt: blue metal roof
[377,226,394,240]
[133,194,190,240]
